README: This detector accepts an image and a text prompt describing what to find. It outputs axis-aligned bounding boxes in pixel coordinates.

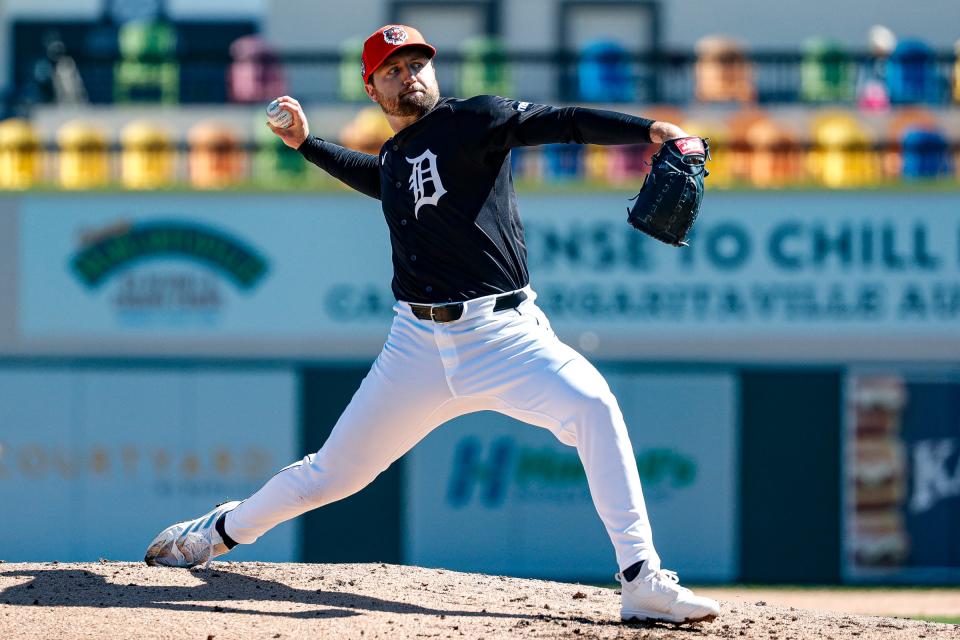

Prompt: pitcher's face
[366,48,440,118]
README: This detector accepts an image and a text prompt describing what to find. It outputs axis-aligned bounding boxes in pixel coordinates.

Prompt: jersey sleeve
[297,135,381,200]
[471,95,656,152]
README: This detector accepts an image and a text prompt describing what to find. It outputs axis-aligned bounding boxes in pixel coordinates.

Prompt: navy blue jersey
[299,95,654,303]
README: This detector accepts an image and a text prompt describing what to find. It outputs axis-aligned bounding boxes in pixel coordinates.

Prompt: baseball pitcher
[144,24,718,624]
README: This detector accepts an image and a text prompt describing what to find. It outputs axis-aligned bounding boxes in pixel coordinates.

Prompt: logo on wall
[69,219,270,322]
[446,437,697,508]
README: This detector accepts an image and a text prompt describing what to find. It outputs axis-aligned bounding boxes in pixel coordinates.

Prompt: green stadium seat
[459,36,513,98]
[801,38,854,103]
[339,38,368,102]
[114,20,179,104]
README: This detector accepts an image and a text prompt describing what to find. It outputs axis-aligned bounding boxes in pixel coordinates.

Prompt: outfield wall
[0,190,957,583]
[0,191,957,362]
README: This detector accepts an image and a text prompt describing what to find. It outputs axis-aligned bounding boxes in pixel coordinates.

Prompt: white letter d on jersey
[407,149,447,218]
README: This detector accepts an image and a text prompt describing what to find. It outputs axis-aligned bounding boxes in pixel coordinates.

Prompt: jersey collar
[391,96,455,146]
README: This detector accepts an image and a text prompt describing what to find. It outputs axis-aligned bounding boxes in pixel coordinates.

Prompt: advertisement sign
[15,191,960,361]
[404,372,738,581]
[0,367,299,562]
[844,370,960,583]
[18,193,390,339]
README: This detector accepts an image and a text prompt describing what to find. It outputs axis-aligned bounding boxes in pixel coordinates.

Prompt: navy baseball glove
[626,137,710,247]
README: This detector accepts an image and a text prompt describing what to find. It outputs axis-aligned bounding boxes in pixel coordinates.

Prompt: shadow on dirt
[0,566,550,622]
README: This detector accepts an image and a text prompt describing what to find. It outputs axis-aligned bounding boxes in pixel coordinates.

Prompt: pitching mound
[0,561,952,639]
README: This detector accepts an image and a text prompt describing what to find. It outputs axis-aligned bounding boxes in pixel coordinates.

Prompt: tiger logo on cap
[382,26,408,45]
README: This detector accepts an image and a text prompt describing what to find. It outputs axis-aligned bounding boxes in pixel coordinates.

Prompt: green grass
[900,615,960,625]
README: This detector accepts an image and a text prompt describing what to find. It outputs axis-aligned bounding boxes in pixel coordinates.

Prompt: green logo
[447,437,697,507]
[71,221,268,290]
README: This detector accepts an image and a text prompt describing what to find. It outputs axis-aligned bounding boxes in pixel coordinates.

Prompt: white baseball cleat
[617,562,720,624]
[144,501,242,569]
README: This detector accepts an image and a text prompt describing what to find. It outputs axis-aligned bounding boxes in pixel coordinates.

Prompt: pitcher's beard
[377,85,440,118]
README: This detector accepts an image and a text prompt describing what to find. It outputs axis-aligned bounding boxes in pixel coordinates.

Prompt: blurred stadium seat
[459,36,513,98]
[121,121,175,190]
[808,111,879,187]
[0,118,42,189]
[253,112,308,185]
[953,40,960,103]
[338,38,368,103]
[228,35,287,104]
[609,106,683,182]
[114,20,179,104]
[57,120,110,188]
[726,108,768,182]
[543,144,583,180]
[604,145,647,182]
[583,145,610,182]
[746,118,803,187]
[187,121,243,189]
[680,119,731,187]
[694,36,755,103]
[801,38,854,103]
[886,39,942,105]
[884,106,939,177]
[510,146,546,182]
[901,127,952,179]
[340,107,394,155]
[577,40,634,103]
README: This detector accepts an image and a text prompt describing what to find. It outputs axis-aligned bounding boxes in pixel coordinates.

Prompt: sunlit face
[365,48,440,118]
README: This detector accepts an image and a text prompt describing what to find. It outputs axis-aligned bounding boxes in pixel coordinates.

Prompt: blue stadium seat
[886,39,942,104]
[543,144,583,179]
[901,128,952,179]
[577,40,634,103]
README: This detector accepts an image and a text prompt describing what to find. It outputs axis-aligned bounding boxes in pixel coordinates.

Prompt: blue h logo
[446,437,513,507]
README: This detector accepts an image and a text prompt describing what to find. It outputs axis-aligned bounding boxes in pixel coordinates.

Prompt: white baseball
[266,100,293,129]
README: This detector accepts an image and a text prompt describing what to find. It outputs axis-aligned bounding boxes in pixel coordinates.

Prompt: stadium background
[0,0,958,589]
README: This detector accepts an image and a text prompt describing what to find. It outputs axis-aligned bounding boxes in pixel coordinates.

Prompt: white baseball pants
[224,286,661,572]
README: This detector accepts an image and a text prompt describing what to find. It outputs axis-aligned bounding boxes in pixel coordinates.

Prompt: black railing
[11,49,960,107]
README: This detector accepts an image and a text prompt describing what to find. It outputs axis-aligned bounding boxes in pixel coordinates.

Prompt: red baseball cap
[361,25,437,84]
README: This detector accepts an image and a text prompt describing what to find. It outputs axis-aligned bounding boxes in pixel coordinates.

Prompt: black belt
[410,290,528,323]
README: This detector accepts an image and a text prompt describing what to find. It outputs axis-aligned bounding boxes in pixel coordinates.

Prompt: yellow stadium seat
[808,111,879,187]
[681,119,731,187]
[583,145,611,182]
[121,121,175,189]
[954,40,960,103]
[57,121,110,189]
[0,119,43,189]
[340,107,394,155]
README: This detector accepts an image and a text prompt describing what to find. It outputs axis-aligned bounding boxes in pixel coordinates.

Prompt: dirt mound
[0,562,952,639]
